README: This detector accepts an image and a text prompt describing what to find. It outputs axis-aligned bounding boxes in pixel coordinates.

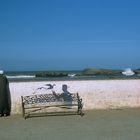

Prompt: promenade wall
[9,79,140,114]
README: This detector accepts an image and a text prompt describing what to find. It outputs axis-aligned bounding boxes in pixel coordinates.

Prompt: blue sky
[0,0,140,71]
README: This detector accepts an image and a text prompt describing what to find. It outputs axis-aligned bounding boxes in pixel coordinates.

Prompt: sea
[5,70,140,82]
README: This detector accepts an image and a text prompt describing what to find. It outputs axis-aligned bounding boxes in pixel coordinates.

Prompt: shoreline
[8,76,140,83]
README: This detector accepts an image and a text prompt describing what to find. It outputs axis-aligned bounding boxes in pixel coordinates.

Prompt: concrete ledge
[9,79,140,114]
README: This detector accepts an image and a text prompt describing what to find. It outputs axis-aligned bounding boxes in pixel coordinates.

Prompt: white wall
[9,79,140,114]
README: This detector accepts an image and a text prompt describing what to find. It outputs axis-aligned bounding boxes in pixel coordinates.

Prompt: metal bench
[21,93,83,119]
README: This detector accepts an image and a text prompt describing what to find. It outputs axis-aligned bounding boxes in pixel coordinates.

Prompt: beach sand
[0,108,140,140]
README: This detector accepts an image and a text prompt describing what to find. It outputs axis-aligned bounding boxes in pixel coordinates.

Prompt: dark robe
[0,74,10,116]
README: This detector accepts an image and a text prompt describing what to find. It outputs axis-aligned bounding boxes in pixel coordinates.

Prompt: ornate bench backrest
[22,93,78,107]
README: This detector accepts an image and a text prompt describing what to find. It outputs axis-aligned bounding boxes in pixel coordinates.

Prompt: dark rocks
[36,72,68,78]
[82,68,122,76]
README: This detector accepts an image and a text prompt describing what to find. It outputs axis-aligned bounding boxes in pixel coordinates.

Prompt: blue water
[5,70,139,82]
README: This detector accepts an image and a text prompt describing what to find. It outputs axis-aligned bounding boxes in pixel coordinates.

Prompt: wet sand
[0,109,140,140]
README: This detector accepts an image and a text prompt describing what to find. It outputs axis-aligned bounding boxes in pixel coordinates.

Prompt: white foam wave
[122,68,135,76]
[68,73,76,78]
[7,75,36,79]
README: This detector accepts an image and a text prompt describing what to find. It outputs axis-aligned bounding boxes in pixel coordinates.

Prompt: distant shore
[6,68,140,82]
[8,74,139,82]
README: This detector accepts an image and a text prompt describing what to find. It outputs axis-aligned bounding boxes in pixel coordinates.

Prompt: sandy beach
[0,109,140,140]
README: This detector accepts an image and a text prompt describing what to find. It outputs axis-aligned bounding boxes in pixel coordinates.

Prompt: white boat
[122,68,135,76]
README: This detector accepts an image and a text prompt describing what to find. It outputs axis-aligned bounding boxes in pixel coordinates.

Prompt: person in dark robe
[0,70,10,117]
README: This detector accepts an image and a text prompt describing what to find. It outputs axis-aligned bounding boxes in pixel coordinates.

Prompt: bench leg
[77,93,84,116]
[78,107,84,116]
[21,96,26,118]
[77,103,84,116]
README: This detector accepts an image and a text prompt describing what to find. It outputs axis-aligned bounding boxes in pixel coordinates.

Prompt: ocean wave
[122,68,135,76]
[6,75,36,79]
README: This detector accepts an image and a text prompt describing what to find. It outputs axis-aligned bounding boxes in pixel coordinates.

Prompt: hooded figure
[0,70,10,117]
